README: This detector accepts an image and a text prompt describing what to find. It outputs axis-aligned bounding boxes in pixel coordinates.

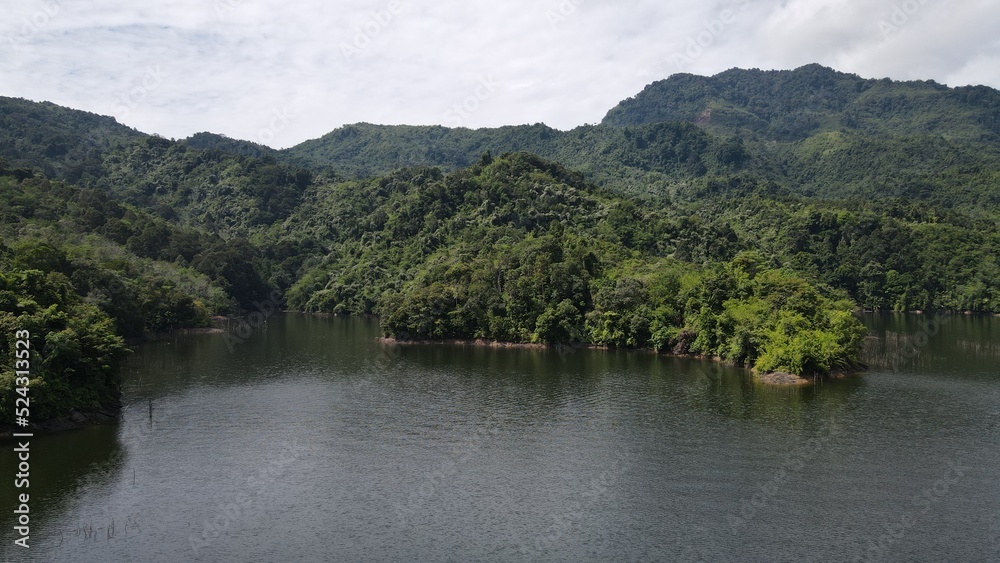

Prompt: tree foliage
[1,65,999,422]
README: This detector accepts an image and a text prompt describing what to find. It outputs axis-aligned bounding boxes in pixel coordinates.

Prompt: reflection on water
[0,424,124,554]
[2,313,998,562]
[862,313,999,376]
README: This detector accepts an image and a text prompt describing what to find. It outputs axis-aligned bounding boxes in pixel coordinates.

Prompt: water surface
[2,313,998,562]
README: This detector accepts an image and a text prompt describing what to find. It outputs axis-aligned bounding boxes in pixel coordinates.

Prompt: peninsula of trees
[2,64,998,424]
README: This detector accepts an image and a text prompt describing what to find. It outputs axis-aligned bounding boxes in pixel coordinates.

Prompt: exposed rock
[756,371,813,386]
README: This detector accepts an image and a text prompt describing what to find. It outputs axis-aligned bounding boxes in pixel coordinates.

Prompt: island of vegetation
[2,64,998,429]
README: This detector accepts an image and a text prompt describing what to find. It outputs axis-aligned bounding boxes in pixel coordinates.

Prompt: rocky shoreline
[754,371,814,386]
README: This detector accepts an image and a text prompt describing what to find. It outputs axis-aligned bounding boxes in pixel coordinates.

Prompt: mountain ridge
[4,64,1000,217]
[2,65,999,422]
[602,63,1000,141]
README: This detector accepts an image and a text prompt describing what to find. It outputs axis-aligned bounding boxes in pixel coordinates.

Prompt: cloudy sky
[2,0,998,148]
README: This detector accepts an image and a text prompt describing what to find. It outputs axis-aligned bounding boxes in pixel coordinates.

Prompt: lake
[2,313,998,562]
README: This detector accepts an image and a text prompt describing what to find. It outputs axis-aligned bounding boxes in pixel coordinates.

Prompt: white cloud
[0,0,997,148]
[946,51,1000,88]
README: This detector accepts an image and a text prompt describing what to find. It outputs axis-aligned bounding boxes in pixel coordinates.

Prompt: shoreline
[0,405,120,442]
[4,313,860,439]
[6,323,232,437]
[378,336,847,386]
[124,321,229,344]
[863,309,997,317]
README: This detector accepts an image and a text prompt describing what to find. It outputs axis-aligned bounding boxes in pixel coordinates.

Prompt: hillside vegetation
[0,160,258,422]
[0,64,998,423]
[273,153,865,377]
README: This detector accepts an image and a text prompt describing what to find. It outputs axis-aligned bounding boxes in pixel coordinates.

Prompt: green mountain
[0,96,144,184]
[96,135,313,235]
[271,152,866,376]
[602,63,1000,142]
[1,64,998,425]
[6,65,1000,215]
[280,121,728,198]
[0,160,257,424]
[184,131,280,160]
[277,66,1000,216]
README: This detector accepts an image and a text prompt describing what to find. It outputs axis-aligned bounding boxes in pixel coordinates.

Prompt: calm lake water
[2,313,999,562]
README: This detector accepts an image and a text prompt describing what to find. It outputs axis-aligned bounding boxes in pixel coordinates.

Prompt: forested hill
[0,96,144,183]
[602,63,1000,142]
[272,152,869,380]
[278,65,1000,216]
[2,62,1000,423]
[4,66,1000,216]
[280,121,725,196]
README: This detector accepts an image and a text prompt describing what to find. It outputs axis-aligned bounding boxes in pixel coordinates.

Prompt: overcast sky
[2,0,998,148]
